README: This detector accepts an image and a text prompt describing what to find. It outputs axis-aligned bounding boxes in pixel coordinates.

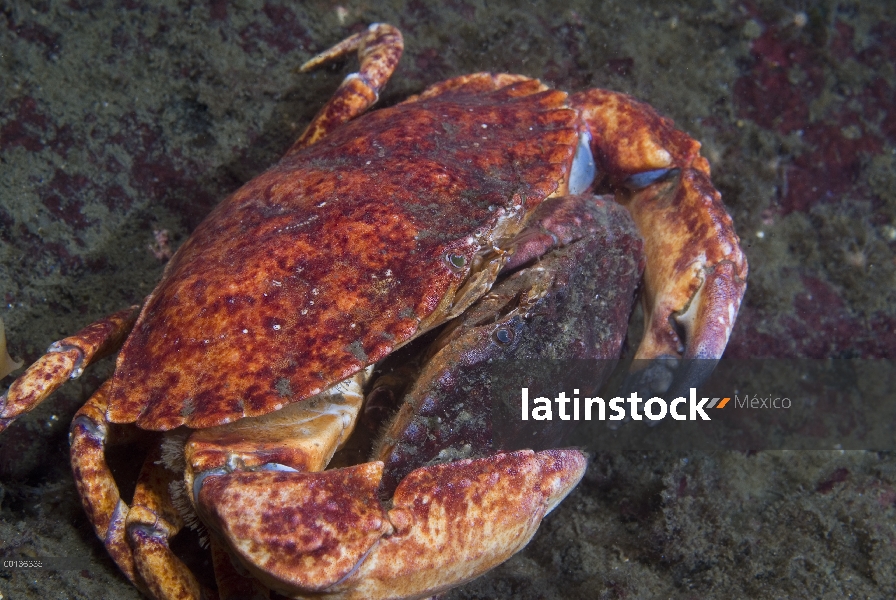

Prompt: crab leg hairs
[127,447,205,599]
[198,449,586,600]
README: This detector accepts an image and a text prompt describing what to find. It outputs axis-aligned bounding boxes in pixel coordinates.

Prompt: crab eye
[446,253,466,271]
[493,326,514,345]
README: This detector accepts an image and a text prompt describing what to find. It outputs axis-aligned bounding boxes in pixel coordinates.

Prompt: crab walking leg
[572,89,748,362]
[70,380,146,593]
[72,383,206,600]
[287,23,403,153]
[0,306,139,431]
[197,449,586,600]
[81,373,367,600]
[127,446,205,600]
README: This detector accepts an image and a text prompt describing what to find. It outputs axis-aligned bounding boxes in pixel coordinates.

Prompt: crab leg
[572,90,748,368]
[71,381,206,600]
[70,380,145,592]
[1,306,139,431]
[287,23,403,153]
[127,446,204,600]
[183,367,370,477]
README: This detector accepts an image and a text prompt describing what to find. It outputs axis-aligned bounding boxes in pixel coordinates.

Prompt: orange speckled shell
[107,81,578,430]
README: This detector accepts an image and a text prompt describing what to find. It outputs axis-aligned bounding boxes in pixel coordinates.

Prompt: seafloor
[1,1,895,598]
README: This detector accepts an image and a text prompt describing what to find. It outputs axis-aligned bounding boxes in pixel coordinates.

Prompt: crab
[0,24,747,600]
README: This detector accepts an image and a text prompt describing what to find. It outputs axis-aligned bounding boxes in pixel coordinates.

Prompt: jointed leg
[127,446,204,600]
[71,381,206,600]
[197,450,585,600]
[70,380,145,591]
[287,23,403,154]
[1,306,139,431]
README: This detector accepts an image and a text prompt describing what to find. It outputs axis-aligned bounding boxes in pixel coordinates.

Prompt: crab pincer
[197,450,585,598]
[574,90,748,392]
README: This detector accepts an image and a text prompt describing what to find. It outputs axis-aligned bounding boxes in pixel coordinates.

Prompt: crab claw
[625,167,748,360]
[198,449,586,599]
[572,90,748,390]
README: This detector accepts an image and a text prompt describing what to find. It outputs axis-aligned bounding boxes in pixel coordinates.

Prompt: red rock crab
[0,24,746,599]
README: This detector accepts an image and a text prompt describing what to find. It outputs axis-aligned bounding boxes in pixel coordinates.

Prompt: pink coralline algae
[734,17,896,214]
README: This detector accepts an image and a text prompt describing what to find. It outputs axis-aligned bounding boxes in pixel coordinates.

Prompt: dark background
[1,1,895,598]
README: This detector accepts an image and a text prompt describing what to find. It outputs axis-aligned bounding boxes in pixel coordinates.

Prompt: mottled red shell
[107,80,579,430]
